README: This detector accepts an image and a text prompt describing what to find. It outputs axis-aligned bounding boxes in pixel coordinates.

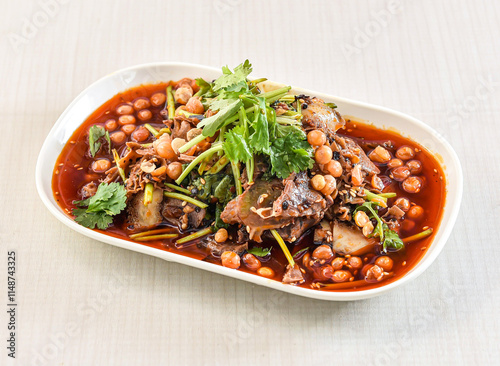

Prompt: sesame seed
[70,141,76,144]
[77,167,83,170]
[421,247,427,251]
[423,226,429,230]
[402,261,406,266]
[55,170,59,175]
[58,163,64,167]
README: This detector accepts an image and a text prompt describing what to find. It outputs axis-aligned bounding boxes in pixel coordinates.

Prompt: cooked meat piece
[127,189,164,230]
[331,221,376,255]
[301,96,345,138]
[384,205,405,220]
[161,197,206,230]
[165,115,199,139]
[201,238,248,256]
[333,136,380,176]
[221,173,331,242]
[282,264,305,284]
[313,220,332,245]
[273,172,327,219]
[80,182,97,199]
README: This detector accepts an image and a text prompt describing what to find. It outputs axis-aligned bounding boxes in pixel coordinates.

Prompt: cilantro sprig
[73,182,127,229]
[353,202,404,252]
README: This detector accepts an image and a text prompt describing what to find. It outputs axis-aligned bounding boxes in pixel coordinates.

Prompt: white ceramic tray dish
[36,62,463,301]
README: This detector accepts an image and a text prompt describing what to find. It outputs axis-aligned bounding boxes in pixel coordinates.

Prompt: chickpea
[354,211,370,228]
[133,97,151,111]
[109,131,127,145]
[368,146,391,163]
[365,264,384,282]
[362,222,374,237]
[371,175,384,190]
[320,175,336,196]
[137,109,152,121]
[396,146,415,160]
[257,266,275,278]
[331,257,345,270]
[307,130,326,147]
[302,252,312,271]
[407,205,424,220]
[387,158,404,169]
[118,115,136,126]
[394,197,411,212]
[391,166,411,181]
[375,256,394,271]
[155,141,177,160]
[316,264,334,281]
[92,159,111,173]
[311,174,326,191]
[174,86,193,105]
[105,119,118,131]
[401,219,415,232]
[242,253,261,271]
[312,245,333,260]
[315,145,333,165]
[221,251,240,269]
[185,96,205,114]
[171,138,186,155]
[121,124,136,135]
[215,228,228,243]
[351,164,363,186]
[406,160,423,175]
[324,160,343,178]
[332,270,352,283]
[116,104,134,115]
[166,162,183,180]
[402,176,423,194]
[131,126,150,142]
[150,92,166,107]
[186,128,203,141]
[347,256,363,270]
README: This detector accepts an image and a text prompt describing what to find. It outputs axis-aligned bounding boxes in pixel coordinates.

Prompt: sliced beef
[80,182,97,199]
[127,189,164,230]
[221,172,331,242]
[301,97,345,139]
[161,197,206,230]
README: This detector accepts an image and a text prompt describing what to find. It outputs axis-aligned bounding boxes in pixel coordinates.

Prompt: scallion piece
[402,228,433,244]
[167,85,175,119]
[144,124,160,137]
[175,144,224,185]
[143,183,154,206]
[165,183,191,195]
[176,227,213,245]
[112,149,127,182]
[134,233,178,242]
[163,192,208,209]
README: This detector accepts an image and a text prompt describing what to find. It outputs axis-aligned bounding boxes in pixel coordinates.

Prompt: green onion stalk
[143,183,154,206]
[176,227,213,245]
[175,144,224,185]
[163,192,208,209]
[167,85,175,119]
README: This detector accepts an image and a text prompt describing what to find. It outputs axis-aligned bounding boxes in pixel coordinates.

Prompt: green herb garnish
[353,201,405,252]
[247,246,272,257]
[72,182,127,229]
[88,125,110,157]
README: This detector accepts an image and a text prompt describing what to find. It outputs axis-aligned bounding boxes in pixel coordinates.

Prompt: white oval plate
[36,62,463,301]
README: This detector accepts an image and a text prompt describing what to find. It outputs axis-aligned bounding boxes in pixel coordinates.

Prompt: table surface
[1,0,499,365]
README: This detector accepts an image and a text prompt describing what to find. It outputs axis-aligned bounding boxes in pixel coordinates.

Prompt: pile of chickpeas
[89,80,209,180]
[368,145,424,194]
[307,130,344,195]
[303,244,395,284]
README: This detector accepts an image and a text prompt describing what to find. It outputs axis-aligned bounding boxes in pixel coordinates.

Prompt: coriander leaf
[248,98,270,154]
[198,99,242,137]
[269,130,314,178]
[195,78,213,97]
[88,125,108,157]
[213,175,235,206]
[223,125,252,164]
[382,224,404,252]
[73,208,114,230]
[72,182,127,229]
[214,204,229,230]
[247,246,272,257]
[213,60,252,91]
